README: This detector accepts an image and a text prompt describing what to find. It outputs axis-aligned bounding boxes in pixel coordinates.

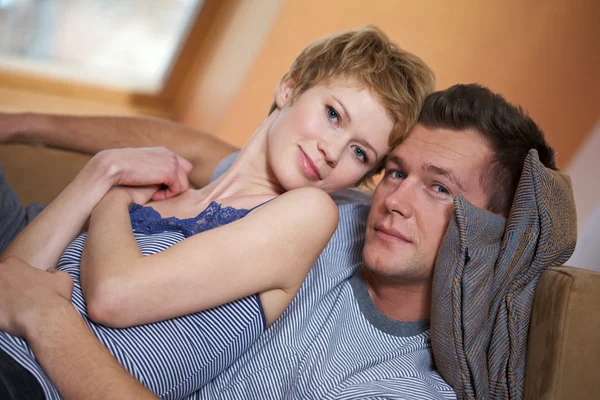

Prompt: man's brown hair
[418,83,557,216]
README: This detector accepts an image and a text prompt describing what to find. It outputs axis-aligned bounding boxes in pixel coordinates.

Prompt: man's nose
[317,137,345,169]
[383,180,415,219]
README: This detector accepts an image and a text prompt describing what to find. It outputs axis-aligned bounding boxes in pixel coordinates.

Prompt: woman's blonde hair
[270,26,436,184]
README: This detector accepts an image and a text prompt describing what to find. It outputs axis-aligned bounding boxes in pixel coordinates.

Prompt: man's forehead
[391,124,490,161]
[385,125,492,196]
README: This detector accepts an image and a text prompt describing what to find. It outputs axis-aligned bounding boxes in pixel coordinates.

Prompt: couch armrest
[525,265,600,399]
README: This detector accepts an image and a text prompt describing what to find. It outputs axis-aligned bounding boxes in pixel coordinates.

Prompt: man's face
[363,123,491,282]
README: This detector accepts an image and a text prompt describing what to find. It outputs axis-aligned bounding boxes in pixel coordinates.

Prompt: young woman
[0,26,434,399]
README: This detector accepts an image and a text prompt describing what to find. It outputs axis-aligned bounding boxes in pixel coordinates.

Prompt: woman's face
[267,78,393,193]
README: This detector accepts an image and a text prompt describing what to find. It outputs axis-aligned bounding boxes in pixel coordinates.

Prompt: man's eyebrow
[423,163,467,192]
[332,95,352,124]
[385,155,403,168]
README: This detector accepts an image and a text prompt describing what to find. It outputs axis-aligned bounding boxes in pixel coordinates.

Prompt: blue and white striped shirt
[194,199,455,399]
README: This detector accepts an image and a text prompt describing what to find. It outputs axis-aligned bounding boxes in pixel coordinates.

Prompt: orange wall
[216,0,600,168]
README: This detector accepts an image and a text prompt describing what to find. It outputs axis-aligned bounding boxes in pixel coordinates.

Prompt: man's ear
[274,79,295,110]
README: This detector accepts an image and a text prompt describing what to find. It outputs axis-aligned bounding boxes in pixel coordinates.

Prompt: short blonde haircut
[270,26,435,183]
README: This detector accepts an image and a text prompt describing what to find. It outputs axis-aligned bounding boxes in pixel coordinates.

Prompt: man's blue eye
[386,169,404,179]
[433,184,450,195]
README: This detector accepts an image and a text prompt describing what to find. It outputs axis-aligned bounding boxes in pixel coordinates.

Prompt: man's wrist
[5,112,45,144]
[23,299,77,344]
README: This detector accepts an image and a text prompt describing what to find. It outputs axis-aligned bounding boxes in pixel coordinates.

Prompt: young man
[0,84,556,399]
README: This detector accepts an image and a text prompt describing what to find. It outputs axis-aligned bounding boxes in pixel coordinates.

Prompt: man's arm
[0,256,157,400]
[0,112,239,188]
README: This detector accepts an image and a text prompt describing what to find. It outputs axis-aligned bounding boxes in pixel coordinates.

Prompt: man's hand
[0,257,159,399]
[0,256,74,339]
[87,147,193,200]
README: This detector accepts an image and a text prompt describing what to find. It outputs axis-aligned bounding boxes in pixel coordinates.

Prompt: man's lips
[374,224,413,243]
[299,147,321,181]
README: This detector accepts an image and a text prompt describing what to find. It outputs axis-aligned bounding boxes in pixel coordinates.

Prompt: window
[0,0,203,93]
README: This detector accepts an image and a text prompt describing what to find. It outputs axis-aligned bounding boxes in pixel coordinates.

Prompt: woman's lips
[299,147,321,181]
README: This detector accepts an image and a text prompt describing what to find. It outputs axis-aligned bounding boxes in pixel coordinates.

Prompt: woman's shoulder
[261,188,339,224]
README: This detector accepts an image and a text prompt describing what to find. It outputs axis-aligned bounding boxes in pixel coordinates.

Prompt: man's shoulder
[331,188,372,206]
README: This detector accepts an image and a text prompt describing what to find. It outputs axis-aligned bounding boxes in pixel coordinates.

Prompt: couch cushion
[524,266,600,400]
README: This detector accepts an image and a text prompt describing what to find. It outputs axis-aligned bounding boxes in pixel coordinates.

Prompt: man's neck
[361,267,431,322]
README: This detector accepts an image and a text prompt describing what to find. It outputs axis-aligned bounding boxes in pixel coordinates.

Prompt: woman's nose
[317,138,345,168]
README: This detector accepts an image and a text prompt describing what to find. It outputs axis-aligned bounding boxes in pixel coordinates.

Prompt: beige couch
[1,143,598,399]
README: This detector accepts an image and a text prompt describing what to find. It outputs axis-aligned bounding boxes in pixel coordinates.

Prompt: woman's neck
[146,120,285,218]
[195,125,283,203]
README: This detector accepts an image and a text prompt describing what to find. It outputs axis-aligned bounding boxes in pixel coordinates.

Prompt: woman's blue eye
[352,146,368,163]
[327,106,340,122]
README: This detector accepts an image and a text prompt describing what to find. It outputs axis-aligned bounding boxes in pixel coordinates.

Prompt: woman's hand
[86,147,193,199]
[1,147,191,271]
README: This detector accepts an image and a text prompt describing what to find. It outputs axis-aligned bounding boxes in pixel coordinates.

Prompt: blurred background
[0,0,598,269]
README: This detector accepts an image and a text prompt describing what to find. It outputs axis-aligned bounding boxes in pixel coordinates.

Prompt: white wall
[566,120,600,271]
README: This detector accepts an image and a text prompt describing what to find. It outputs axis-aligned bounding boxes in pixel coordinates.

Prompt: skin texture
[362,124,492,321]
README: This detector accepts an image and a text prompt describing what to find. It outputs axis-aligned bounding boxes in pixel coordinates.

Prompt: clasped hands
[0,147,192,339]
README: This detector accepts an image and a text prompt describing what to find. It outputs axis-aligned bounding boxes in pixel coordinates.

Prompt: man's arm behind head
[0,112,239,188]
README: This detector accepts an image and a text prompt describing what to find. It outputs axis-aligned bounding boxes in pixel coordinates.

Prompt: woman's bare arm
[81,187,339,328]
[0,147,191,270]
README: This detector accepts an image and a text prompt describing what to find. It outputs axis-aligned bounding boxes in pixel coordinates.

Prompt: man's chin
[363,249,403,277]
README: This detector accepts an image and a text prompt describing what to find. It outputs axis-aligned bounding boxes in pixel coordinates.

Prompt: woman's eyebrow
[332,95,351,123]
[356,139,378,160]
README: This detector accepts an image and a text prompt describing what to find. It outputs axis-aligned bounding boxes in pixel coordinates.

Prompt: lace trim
[129,201,250,238]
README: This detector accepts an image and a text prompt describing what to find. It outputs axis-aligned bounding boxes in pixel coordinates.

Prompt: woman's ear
[274,79,295,109]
